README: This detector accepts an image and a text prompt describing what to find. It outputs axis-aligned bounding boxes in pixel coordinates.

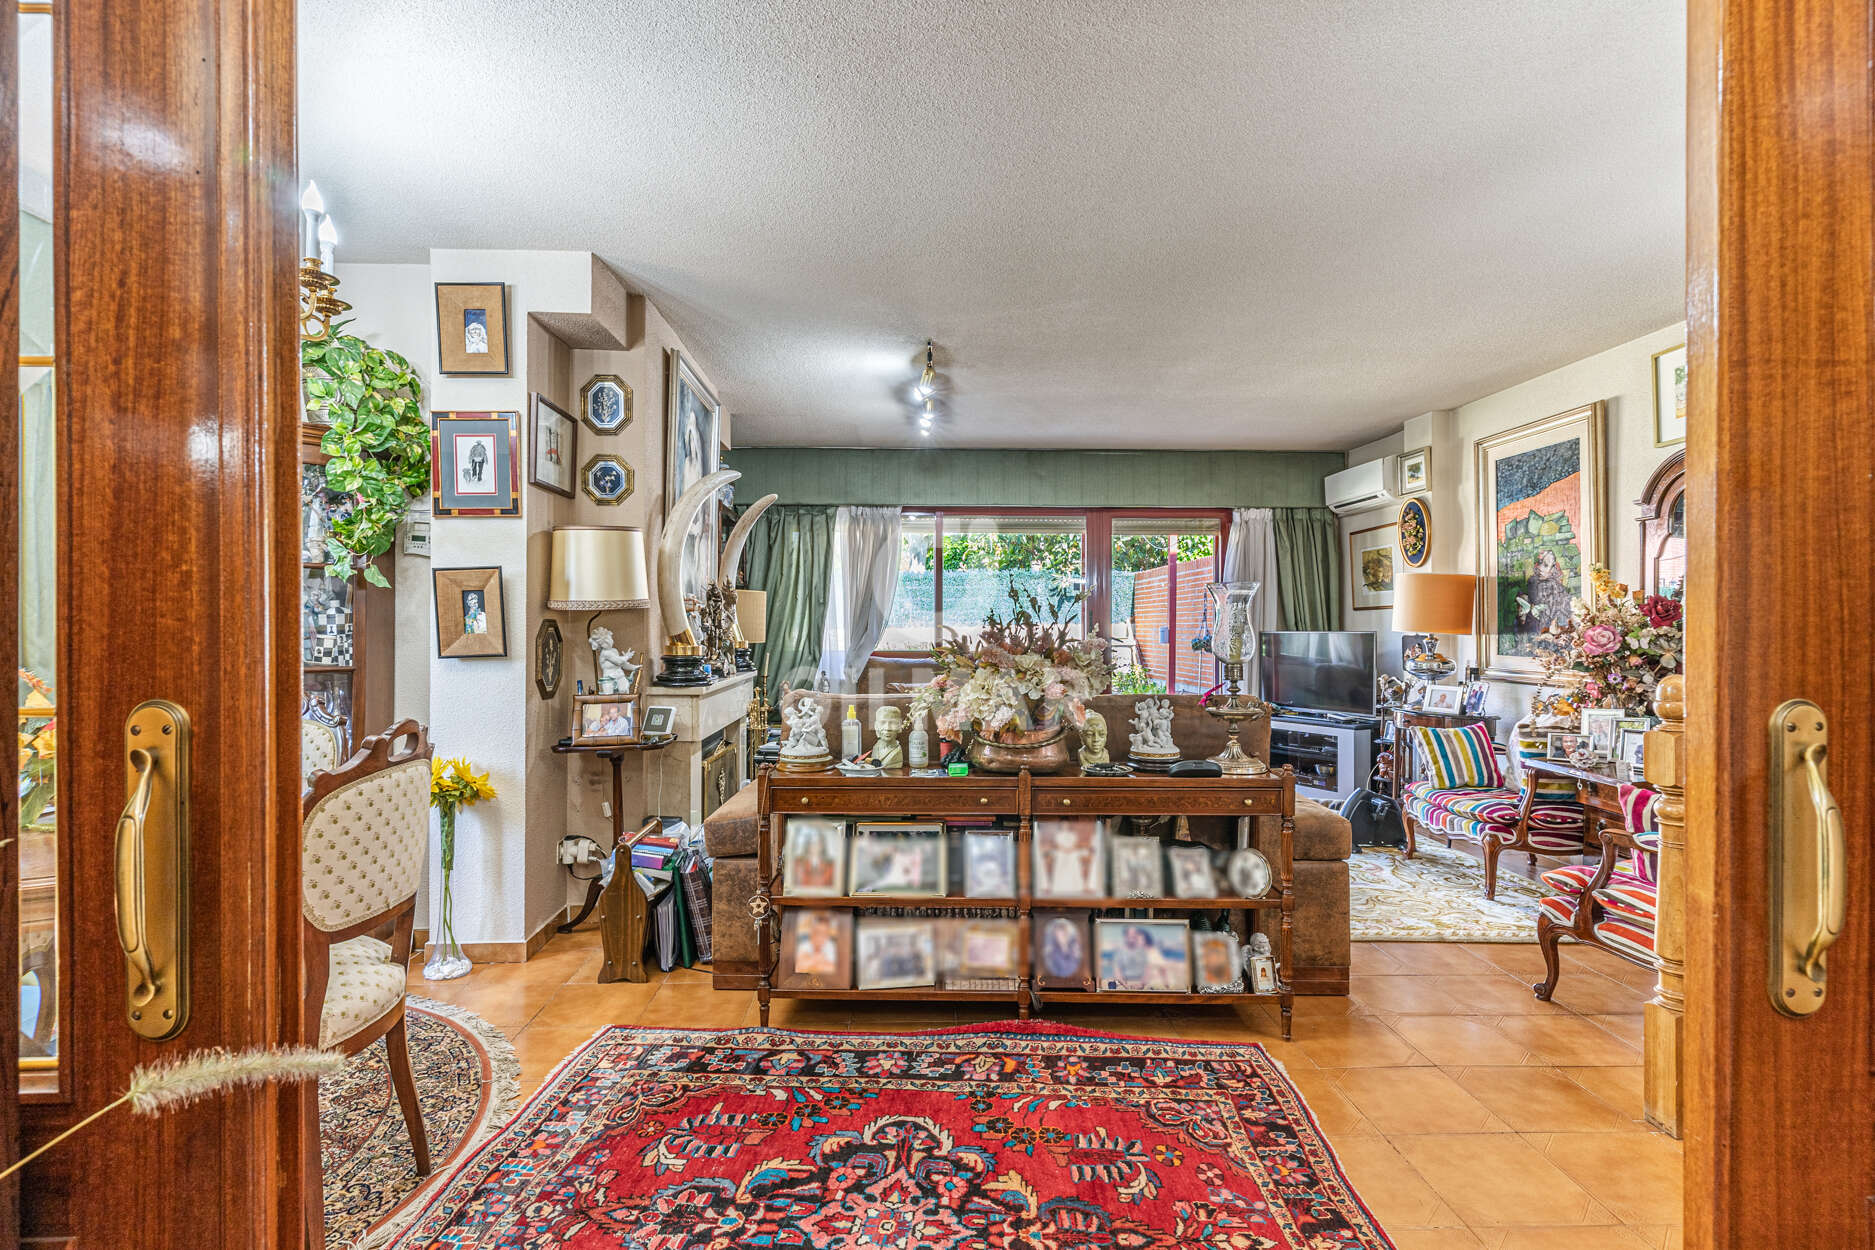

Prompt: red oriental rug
[389,1021,1396,1249]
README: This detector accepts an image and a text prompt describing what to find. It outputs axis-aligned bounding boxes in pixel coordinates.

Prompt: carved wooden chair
[301,719,433,1248]
[1532,784,1660,1000]
[300,692,349,784]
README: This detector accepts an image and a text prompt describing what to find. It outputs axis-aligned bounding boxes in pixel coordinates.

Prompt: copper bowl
[966,723,1071,774]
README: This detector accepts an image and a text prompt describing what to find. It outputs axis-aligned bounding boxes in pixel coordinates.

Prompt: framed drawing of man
[1474,402,1605,681]
[664,349,723,627]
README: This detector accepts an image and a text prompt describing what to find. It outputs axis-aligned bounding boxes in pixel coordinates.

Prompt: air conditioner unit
[1324,456,1400,516]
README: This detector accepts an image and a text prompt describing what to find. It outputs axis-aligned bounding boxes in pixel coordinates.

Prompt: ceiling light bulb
[920,425,932,437]
[317,217,338,245]
[923,397,936,419]
[300,180,324,213]
[916,340,936,399]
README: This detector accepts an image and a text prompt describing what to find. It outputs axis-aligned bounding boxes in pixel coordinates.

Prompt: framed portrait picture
[1094,918,1191,993]
[1166,846,1219,899]
[855,917,937,990]
[1547,731,1591,762]
[782,815,847,897]
[1461,678,1491,716]
[1191,930,1245,993]
[534,618,562,699]
[581,454,634,506]
[1109,835,1163,898]
[1619,727,1650,778]
[1422,684,1464,713]
[1032,911,1093,990]
[1398,446,1431,495]
[1248,951,1279,994]
[580,373,633,436]
[1032,818,1105,900]
[432,566,507,659]
[1579,708,1626,760]
[777,910,852,991]
[528,393,577,498]
[1398,496,1431,568]
[434,282,510,376]
[952,919,1021,981]
[962,831,1016,899]
[1349,521,1398,611]
[1475,402,1606,682]
[848,822,946,896]
[665,349,723,623]
[1652,343,1688,447]
[572,693,640,745]
[431,411,521,517]
[641,704,677,738]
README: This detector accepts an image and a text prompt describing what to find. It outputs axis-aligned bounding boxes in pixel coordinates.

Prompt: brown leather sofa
[704,691,1353,995]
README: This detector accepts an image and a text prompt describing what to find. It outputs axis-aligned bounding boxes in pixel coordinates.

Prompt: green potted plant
[301,327,429,588]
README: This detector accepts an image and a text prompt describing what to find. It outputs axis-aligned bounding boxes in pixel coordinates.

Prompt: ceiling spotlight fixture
[914,340,937,400]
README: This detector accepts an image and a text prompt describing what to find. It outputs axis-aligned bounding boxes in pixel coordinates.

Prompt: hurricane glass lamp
[1202,580,1268,775]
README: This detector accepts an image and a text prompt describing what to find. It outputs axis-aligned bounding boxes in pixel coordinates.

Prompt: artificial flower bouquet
[1532,565,1683,717]
[426,755,497,980]
[912,584,1111,742]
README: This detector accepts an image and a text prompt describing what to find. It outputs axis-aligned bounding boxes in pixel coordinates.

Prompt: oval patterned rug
[321,996,518,1250]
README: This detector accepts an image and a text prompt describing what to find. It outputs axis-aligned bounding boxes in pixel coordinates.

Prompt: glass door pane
[1110,517,1221,693]
[938,514,1085,645]
[878,512,937,652]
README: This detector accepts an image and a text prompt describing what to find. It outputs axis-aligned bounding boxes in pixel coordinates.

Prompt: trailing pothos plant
[301,325,430,588]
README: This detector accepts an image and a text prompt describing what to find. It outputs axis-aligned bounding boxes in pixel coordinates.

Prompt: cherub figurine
[589,625,639,693]
[1129,697,1178,756]
[1078,711,1110,769]
[871,705,905,768]
[781,695,832,762]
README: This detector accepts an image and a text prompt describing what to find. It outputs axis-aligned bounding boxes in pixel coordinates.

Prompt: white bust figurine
[782,695,831,760]
[871,705,905,768]
[589,625,639,693]
[1130,697,1179,757]
[1078,711,1109,768]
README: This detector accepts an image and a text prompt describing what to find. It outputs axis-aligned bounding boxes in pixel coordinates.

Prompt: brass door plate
[121,699,191,1040]
[1768,698,1841,1018]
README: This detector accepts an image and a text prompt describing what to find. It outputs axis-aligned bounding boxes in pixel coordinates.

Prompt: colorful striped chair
[1400,722,1588,899]
[1532,782,1660,999]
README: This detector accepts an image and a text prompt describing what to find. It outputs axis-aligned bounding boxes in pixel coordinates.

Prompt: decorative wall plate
[581,453,634,506]
[580,374,632,435]
[1398,496,1432,568]
[535,618,563,700]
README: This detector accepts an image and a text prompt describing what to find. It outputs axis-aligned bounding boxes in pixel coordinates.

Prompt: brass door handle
[1770,700,1843,1016]
[118,700,192,1039]
[115,747,159,1006]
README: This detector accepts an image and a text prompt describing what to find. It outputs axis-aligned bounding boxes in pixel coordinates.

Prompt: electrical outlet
[601,801,612,820]
[556,836,583,866]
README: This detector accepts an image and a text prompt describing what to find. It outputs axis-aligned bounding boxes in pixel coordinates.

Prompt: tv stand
[1267,715,1374,804]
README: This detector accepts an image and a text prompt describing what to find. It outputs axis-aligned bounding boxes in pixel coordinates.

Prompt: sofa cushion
[702,783,760,859]
[1403,783,1586,852]
[1593,878,1658,927]
[1594,916,1657,962]
[1411,723,1503,790]
[1511,731,1579,800]
[1292,799,1354,861]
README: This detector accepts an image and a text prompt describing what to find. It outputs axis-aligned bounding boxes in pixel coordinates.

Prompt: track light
[914,340,937,400]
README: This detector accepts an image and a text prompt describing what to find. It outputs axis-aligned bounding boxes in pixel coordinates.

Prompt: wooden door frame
[2,3,21,1242]
[1685,0,1875,1242]
[17,0,304,1245]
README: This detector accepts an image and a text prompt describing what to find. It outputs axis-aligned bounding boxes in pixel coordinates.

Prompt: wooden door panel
[3,2,21,1241]
[1686,0,1875,1243]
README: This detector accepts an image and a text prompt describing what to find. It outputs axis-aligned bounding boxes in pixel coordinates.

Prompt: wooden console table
[755,765,1299,1038]
[551,735,676,933]
[1519,755,1643,841]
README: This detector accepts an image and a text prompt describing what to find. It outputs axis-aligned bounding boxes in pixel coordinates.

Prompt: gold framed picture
[1651,343,1687,447]
[572,692,641,745]
[432,566,507,659]
[434,282,511,376]
[1348,520,1398,611]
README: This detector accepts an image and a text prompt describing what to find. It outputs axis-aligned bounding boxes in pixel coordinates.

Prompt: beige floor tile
[1454,1066,1642,1133]
[1389,1016,1532,1066]
[1462,943,1552,979]
[1351,943,1406,974]
[1587,1014,1646,1047]
[1391,1133,1600,1227]
[643,983,757,1029]
[1351,974,1479,1015]
[1556,1065,1645,1112]
[1328,1136,1452,1227]
[1387,1230,1485,1249]
[1336,1067,1509,1134]
[1540,968,1650,1016]
[1296,1015,1429,1069]
[1429,974,1572,1016]
[1280,1066,1379,1139]
[1539,1132,1684,1225]
[1370,943,1496,975]
[1489,1015,1642,1067]
[1491,1228,1658,1250]
[524,980,662,1031]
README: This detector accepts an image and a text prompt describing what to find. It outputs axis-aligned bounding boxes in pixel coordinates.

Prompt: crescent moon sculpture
[657,467,740,649]
[718,493,778,585]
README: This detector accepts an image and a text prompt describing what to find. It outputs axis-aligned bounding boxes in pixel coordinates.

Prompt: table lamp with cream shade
[733,589,767,673]
[1392,572,1477,684]
[548,525,650,691]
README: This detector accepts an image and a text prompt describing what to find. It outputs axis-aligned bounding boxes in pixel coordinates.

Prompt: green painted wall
[723,447,1342,508]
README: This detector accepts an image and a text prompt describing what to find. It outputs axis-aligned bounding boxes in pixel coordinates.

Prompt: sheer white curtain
[1220,508,1282,691]
[818,506,904,690]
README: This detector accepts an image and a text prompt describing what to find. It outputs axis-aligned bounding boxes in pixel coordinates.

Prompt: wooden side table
[551,735,677,933]
[1517,755,1639,842]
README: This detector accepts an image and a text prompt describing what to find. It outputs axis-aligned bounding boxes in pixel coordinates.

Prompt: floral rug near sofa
[386,1022,1398,1249]
[1352,842,1546,942]
[323,997,519,1250]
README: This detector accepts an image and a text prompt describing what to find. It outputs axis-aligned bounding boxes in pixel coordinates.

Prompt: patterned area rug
[1351,842,1546,942]
[388,1022,1396,1249]
[322,996,519,1249]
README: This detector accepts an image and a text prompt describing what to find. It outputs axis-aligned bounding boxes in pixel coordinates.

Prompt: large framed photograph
[777,910,852,991]
[572,693,640,745]
[855,917,937,990]
[1348,520,1398,611]
[848,822,946,896]
[432,566,507,659]
[1109,836,1163,898]
[1032,911,1093,990]
[1652,343,1687,447]
[782,816,848,897]
[1094,918,1191,992]
[962,830,1016,899]
[1166,846,1218,899]
[1475,402,1606,682]
[431,411,521,517]
[1578,708,1626,760]
[1032,818,1105,900]
[1191,930,1245,993]
[434,282,511,376]
[664,349,724,627]
[528,393,577,498]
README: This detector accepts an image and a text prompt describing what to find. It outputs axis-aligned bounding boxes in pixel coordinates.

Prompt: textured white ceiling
[299,0,1685,451]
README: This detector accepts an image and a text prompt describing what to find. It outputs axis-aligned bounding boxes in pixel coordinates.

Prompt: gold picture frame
[572,691,642,745]
[1348,520,1398,611]
[434,283,511,376]
[433,566,508,659]
[1651,343,1688,447]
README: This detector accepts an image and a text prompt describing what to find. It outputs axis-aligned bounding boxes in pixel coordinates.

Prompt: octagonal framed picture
[580,373,633,435]
[581,453,634,506]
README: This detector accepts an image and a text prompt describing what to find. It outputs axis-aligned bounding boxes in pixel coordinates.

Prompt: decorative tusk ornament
[655,467,739,687]
[719,493,778,671]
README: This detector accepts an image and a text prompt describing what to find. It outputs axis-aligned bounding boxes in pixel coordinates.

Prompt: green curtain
[744,505,837,697]
[1272,507,1341,630]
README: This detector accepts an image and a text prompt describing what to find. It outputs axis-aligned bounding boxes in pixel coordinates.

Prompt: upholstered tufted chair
[301,719,432,1249]
[299,693,347,784]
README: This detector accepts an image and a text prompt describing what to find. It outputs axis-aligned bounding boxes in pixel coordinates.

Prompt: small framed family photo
[1422,684,1464,713]
[776,910,852,991]
[855,918,937,990]
[782,816,847,897]
[1094,918,1191,992]
[962,831,1016,898]
[572,693,640,745]
[1191,930,1244,993]
[435,282,511,376]
[1109,835,1163,898]
[432,566,507,659]
[1032,911,1092,990]
[1166,846,1219,899]
[1033,818,1105,900]
[848,823,946,896]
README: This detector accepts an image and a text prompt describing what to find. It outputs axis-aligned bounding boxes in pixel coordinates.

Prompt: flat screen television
[1258,631,1377,716]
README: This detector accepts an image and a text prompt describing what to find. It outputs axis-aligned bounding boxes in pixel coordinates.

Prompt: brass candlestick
[1205,661,1269,775]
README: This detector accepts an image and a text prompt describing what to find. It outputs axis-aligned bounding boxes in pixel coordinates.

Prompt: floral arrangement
[18,669,56,830]
[1532,566,1683,716]
[913,585,1111,740]
[428,757,497,980]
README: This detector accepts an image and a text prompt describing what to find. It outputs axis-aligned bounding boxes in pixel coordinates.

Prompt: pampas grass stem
[0,1045,342,1182]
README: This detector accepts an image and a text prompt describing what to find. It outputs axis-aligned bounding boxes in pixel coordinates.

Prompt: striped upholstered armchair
[1400,722,1588,899]
[1532,783,1660,999]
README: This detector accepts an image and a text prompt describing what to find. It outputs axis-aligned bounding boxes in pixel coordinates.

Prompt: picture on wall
[1652,343,1688,447]
[528,394,577,498]
[1398,446,1431,495]
[580,374,633,435]
[1474,402,1605,681]
[431,412,521,517]
[434,282,511,376]
[1398,496,1431,568]
[665,349,723,625]
[1348,521,1398,611]
[433,566,508,659]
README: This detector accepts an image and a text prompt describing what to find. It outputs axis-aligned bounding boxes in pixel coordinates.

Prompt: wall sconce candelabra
[296,180,349,340]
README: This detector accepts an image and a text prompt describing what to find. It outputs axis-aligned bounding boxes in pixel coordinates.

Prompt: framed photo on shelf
[572,692,640,745]
[776,910,852,991]
[1460,678,1491,716]
[431,411,521,517]
[1192,930,1245,993]
[528,393,577,498]
[1032,818,1106,900]
[1348,521,1398,611]
[1579,708,1626,760]
[1094,918,1191,992]
[1109,835,1163,898]
[781,816,847,897]
[1619,727,1650,778]
[434,282,511,376]
[432,566,507,659]
[855,917,937,990]
[962,830,1016,898]
[1032,911,1093,990]
[1166,846,1219,899]
[1547,731,1591,762]
[1422,684,1464,713]
[953,919,1021,980]
[848,822,946,896]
